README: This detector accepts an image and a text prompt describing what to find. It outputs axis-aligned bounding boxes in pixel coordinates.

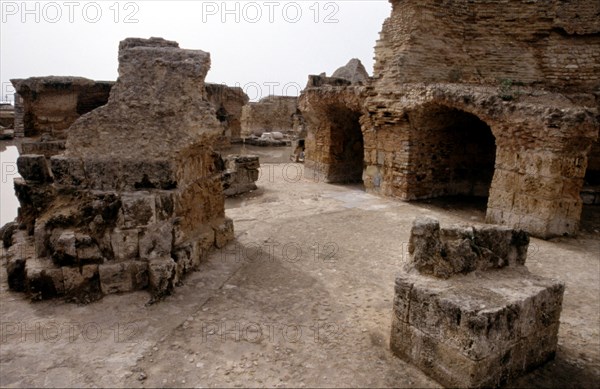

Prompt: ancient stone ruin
[240,95,301,138]
[6,37,234,302]
[300,0,600,239]
[391,217,565,387]
[11,77,113,138]
[205,83,249,145]
[222,155,260,197]
[299,59,369,183]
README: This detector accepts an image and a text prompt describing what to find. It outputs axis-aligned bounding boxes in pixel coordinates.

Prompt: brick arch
[403,104,497,200]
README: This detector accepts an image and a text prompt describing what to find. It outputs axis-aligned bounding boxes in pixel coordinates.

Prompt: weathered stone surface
[0,103,14,128]
[11,76,113,138]
[407,218,529,278]
[17,154,51,183]
[299,75,366,183]
[205,83,249,143]
[6,37,234,302]
[0,221,18,248]
[148,257,176,298]
[331,58,369,85]
[240,96,299,138]
[391,218,564,387]
[300,0,599,238]
[222,155,260,197]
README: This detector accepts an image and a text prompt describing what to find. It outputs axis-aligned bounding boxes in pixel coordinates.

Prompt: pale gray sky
[0,0,391,101]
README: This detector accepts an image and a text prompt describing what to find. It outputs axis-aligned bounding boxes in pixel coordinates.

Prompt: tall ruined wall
[10,77,113,138]
[318,0,600,239]
[205,83,249,141]
[373,0,600,92]
[8,38,233,302]
[240,96,298,137]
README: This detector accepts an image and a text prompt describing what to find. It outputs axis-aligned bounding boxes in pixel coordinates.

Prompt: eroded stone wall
[11,77,113,138]
[205,83,249,143]
[298,0,600,238]
[6,37,233,302]
[240,96,299,137]
[299,75,367,183]
[373,0,600,91]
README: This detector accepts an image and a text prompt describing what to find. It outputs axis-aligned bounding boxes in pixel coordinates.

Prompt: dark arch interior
[408,107,496,200]
[581,139,600,233]
[326,105,364,184]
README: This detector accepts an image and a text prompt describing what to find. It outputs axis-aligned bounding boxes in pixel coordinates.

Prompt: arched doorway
[324,104,364,184]
[406,106,496,204]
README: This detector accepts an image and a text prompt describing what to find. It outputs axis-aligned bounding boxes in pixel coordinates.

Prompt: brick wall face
[374,0,600,92]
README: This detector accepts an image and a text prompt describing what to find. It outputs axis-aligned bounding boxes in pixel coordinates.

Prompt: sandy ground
[0,162,599,388]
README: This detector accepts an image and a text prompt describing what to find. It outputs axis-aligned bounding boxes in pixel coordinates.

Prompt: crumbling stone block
[391,218,565,388]
[5,37,234,302]
[222,155,260,197]
[17,154,52,182]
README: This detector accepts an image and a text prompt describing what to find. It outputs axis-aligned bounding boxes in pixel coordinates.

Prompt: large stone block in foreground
[7,37,233,302]
[390,218,565,388]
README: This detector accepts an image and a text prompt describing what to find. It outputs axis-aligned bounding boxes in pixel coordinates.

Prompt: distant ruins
[6,38,234,301]
[11,77,113,138]
[300,0,600,238]
[240,95,301,138]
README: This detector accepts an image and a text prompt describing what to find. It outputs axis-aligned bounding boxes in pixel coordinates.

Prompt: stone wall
[373,0,599,91]
[222,155,259,197]
[0,103,14,128]
[6,37,233,302]
[299,75,367,183]
[301,0,599,238]
[205,83,249,143]
[11,77,113,138]
[240,96,299,137]
[391,217,564,387]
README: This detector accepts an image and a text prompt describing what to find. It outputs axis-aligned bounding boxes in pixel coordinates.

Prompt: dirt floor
[0,159,599,388]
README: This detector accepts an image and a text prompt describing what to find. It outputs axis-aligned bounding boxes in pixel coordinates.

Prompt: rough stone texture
[301,0,599,238]
[7,37,234,302]
[11,76,113,138]
[222,155,260,196]
[205,83,249,144]
[299,75,367,183]
[391,218,565,387]
[0,103,15,128]
[331,58,370,85]
[240,96,300,137]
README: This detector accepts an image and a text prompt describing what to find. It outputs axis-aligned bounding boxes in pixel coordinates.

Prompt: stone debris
[222,155,260,197]
[390,217,565,388]
[6,37,233,302]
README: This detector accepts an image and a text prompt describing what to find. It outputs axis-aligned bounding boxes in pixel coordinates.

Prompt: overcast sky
[0,0,391,102]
